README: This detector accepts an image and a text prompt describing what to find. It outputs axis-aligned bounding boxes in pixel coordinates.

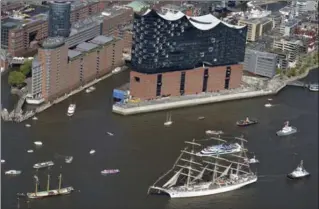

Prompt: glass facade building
[48,1,71,37]
[131,10,247,74]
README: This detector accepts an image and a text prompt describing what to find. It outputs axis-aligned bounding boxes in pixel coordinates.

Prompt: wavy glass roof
[141,9,245,30]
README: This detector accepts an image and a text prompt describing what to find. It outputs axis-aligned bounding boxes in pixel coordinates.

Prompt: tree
[276,68,281,75]
[8,71,26,87]
[20,60,32,76]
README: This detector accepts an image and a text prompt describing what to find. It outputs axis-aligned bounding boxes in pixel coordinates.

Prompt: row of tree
[8,60,32,87]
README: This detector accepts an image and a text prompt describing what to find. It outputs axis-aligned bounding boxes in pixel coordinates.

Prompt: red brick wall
[129,64,243,100]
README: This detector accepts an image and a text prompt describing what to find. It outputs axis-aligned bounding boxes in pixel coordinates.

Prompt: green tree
[20,60,32,76]
[290,68,296,77]
[8,71,26,87]
[276,68,281,75]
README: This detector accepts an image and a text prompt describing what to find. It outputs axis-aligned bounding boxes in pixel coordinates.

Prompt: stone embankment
[2,66,127,123]
[112,66,318,116]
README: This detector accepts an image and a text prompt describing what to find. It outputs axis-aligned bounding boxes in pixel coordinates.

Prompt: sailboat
[148,136,257,198]
[164,112,173,126]
[27,173,74,199]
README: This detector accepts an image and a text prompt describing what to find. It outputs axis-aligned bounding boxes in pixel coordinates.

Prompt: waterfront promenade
[112,66,318,116]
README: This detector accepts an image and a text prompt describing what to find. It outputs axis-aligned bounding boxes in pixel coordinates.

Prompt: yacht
[33,161,54,169]
[5,170,22,175]
[276,121,297,136]
[287,160,310,179]
[67,104,76,116]
[309,84,319,92]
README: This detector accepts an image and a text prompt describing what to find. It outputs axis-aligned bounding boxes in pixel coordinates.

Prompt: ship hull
[287,173,310,180]
[27,187,74,199]
[150,177,257,198]
[276,127,297,136]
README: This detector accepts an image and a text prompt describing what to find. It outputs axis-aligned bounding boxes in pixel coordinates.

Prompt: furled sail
[192,165,207,182]
[163,168,183,188]
[218,163,232,178]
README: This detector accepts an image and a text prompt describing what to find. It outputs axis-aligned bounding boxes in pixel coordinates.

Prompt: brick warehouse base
[129,64,243,100]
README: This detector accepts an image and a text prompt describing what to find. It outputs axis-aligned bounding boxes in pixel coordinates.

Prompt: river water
[1,68,318,209]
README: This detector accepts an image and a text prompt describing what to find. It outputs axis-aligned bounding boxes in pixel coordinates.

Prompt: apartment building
[238,17,273,42]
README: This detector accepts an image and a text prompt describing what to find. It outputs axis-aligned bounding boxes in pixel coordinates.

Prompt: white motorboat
[164,112,173,126]
[33,161,54,169]
[245,156,259,164]
[65,156,73,163]
[205,130,224,135]
[67,104,76,116]
[25,124,31,128]
[85,86,96,93]
[107,132,114,136]
[112,67,121,74]
[27,149,34,153]
[89,150,96,155]
[309,84,319,92]
[268,98,273,101]
[264,102,272,108]
[5,170,22,175]
[34,141,43,146]
[32,116,38,120]
[287,160,310,179]
[276,121,297,136]
[198,116,205,120]
[101,169,120,175]
[1,159,5,163]
[198,143,242,156]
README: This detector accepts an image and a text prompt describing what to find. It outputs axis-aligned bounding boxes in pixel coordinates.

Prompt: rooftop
[284,19,300,27]
[126,1,149,12]
[42,37,65,49]
[71,0,99,11]
[75,42,99,52]
[69,15,103,36]
[68,50,82,59]
[21,4,49,17]
[102,5,132,19]
[89,36,113,45]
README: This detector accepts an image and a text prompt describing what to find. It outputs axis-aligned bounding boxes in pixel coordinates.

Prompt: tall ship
[27,173,74,199]
[148,136,257,198]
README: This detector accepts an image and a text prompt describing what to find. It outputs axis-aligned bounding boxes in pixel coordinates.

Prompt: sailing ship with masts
[27,173,74,199]
[148,136,257,198]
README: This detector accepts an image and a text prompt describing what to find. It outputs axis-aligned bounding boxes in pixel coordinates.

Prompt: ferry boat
[101,169,120,175]
[33,161,54,169]
[67,104,76,116]
[148,137,257,198]
[287,160,310,179]
[5,170,22,175]
[276,121,297,136]
[309,84,319,92]
[198,142,242,156]
[27,174,74,199]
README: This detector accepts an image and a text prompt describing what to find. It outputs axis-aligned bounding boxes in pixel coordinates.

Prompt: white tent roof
[142,9,245,30]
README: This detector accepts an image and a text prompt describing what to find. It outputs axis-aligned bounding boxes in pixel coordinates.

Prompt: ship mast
[46,174,50,191]
[185,139,201,188]
[34,175,39,195]
[58,174,62,193]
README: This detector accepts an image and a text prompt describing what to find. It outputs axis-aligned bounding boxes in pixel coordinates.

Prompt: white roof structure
[142,9,245,30]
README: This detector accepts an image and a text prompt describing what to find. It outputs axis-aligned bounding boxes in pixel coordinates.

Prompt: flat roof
[23,5,49,17]
[89,35,113,45]
[75,42,99,52]
[102,6,132,19]
[68,50,82,59]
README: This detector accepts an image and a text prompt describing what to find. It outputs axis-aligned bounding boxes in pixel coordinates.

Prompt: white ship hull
[151,177,257,198]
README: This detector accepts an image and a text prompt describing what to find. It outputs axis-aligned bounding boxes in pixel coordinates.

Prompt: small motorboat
[309,84,319,92]
[85,86,96,93]
[65,156,73,163]
[67,104,76,116]
[25,124,31,128]
[205,130,224,135]
[245,156,259,164]
[268,98,273,101]
[5,170,22,175]
[34,141,43,146]
[33,161,54,169]
[89,150,96,155]
[236,117,258,127]
[101,169,120,175]
[276,121,297,136]
[17,193,26,197]
[1,159,5,164]
[264,102,272,108]
[287,160,310,179]
[198,116,205,120]
[112,67,121,74]
[27,149,34,153]
[32,116,38,120]
[164,112,173,126]
[107,132,114,136]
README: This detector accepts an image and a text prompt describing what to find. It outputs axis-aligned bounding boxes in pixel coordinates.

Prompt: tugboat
[276,121,297,136]
[236,117,258,127]
[287,160,310,179]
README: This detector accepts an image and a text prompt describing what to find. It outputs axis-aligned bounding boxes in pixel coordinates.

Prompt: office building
[48,1,71,37]
[244,49,278,78]
[273,38,304,63]
[129,9,247,100]
[238,18,274,42]
[29,35,124,102]
[279,19,299,37]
